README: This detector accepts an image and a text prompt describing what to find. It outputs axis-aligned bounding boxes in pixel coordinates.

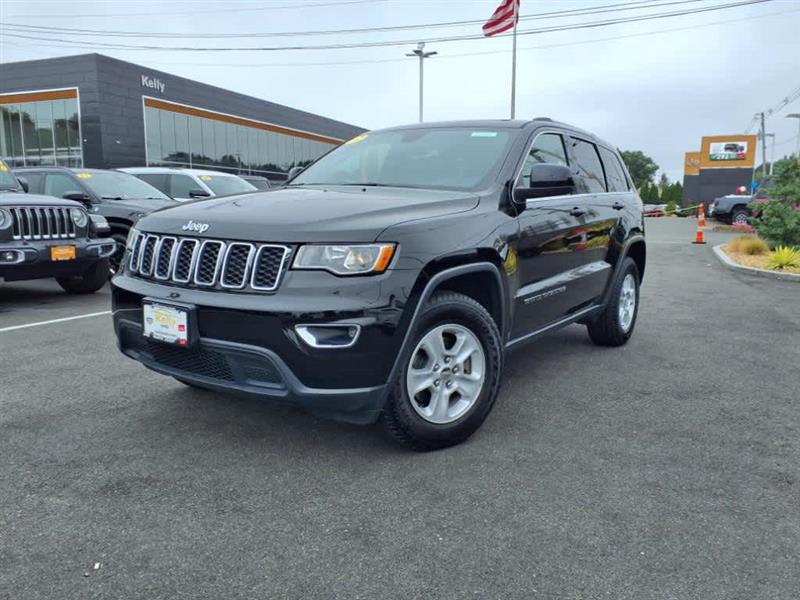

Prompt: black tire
[381,291,503,451]
[56,259,110,294]
[108,231,129,276]
[731,209,749,226]
[586,257,640,347]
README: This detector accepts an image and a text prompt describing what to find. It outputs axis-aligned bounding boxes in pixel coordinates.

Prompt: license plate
[143,302,191,346]
[50,245,76,261]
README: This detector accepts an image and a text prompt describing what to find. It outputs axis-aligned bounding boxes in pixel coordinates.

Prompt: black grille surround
[128,232,291,293]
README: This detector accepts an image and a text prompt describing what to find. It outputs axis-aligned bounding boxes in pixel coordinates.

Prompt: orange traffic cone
[698,203,706,228]
[692,224,706,245]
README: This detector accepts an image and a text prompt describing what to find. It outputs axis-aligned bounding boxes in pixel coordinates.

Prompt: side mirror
[62,191,91,203]
[189,188,211,198]
[17,176,29,193]
[287,166,304,181]
[513,164,576,203]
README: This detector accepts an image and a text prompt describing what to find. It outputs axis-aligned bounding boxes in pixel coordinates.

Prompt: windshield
[199,175,258,196]
[291,128,516,191]
[0,161,20,190]
[78,171,171,200]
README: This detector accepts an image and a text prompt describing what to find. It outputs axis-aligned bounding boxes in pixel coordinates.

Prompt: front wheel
[56,259,110,294]
[586,257,640,346]
[381,291,503,451]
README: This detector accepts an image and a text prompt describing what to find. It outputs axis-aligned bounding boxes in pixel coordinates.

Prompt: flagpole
[510,0,517,119]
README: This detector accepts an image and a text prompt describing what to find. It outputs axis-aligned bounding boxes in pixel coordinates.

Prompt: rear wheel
[586,257,640,347]
[381,291,503,451]
[56,259,109,294]
[731,209,749,226]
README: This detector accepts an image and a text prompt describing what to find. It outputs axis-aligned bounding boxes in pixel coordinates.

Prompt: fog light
[295,324,361,349]
[0,250,23,264]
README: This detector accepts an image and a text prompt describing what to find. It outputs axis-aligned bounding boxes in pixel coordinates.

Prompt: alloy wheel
[405,324,486,424]
[618,273,637,333]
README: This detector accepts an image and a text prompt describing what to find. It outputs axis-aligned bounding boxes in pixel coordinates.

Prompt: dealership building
[682,134,757,208]
[0,54,364,178]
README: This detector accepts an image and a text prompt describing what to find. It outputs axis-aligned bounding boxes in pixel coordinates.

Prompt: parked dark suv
[1,161,115,293]
[111,119,645,450]
[15,167,176,274]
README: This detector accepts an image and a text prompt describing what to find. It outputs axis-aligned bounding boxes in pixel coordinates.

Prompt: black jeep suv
[0,161,115,293]
[14,167,176,275]
[111,119,645,450]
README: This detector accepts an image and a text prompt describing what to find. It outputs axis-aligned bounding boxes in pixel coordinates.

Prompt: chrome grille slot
[139,235,159,276]
[9,206,77,240]
[126,234,290,293]
[193,240,225,286]
[154,237,177,280]
[172,239,198,283]
[220,243,254,289]
[251,245,290,291]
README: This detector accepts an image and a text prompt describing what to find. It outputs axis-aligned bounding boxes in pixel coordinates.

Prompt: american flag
[482,0,521,37]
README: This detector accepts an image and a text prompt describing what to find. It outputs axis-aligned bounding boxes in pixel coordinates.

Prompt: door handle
[569,206,585,217]
[612,201,625,210]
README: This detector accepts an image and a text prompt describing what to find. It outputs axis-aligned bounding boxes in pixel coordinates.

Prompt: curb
[712,244,800,282]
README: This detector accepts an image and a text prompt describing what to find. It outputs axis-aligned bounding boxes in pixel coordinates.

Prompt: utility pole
[787,113,800,157]
[510,0,518,119]
[406,42,437,123]
[760,111,767,181]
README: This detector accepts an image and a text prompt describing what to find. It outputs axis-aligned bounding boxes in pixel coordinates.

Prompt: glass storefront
[0,93,82,167]
[144,102,337,176]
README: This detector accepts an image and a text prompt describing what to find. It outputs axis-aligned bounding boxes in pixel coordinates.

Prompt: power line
[0,0,775,52]
[2,0,388,19]
[0,0,710,39]
[6,5,794,69]
[745,84,800,132]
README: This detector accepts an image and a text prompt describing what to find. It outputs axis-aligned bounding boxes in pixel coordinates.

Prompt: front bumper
[111,269,421,424]
[0,238,115,282]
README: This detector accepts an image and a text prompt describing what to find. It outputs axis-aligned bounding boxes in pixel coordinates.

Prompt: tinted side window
[517,132,568,187]
[44,173,81,198]
[136,173,169,195]
[169,174,197,198]
[568,138,606,193]
[598,147,630,192]
[17,172,44,193]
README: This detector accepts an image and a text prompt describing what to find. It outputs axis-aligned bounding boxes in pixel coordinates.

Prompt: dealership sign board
[699,134,757,169]
[684,151,701,176]
[141,75,165,94]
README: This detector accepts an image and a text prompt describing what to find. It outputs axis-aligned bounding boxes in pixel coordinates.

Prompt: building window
[0,90,81,167]
[142,99,339,177]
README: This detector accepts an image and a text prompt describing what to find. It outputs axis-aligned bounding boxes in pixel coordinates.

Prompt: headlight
[0,208,11,229]
[69,208,88,228]
[125,227,140,250]
[293,243,396,275]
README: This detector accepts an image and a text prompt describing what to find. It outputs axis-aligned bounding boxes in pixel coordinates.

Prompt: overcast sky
[1,0,799,181]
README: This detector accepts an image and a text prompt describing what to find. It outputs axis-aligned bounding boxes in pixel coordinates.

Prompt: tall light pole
[406,42,437,123]
[787,113,800,157]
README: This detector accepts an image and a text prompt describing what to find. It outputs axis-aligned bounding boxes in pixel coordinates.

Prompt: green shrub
[664,200,678,215]
[728,235,769,255]
[765,246,800,270]
[751,201,800,248]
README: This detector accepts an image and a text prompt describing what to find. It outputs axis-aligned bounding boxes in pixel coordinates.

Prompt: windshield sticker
[471,131,498,137]
[0,163,8,172]
[200,175,213,181]
[76,172,93,179]
[345,133,368,145]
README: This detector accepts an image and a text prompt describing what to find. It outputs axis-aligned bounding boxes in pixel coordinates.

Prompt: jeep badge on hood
[182,220,210,234]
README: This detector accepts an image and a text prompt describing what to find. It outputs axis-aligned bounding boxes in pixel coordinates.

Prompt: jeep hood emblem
[182,220,210,234]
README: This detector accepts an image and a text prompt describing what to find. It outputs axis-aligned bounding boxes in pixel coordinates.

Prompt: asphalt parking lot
[1,218,798,600]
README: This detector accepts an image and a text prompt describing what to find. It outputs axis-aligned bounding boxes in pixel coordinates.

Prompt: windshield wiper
[101,195,124,200]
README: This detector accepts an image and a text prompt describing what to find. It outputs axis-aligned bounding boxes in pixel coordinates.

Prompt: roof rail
[533,117,553,122]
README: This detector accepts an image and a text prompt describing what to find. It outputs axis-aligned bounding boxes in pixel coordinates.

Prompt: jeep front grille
[9,206,77,240]
[128,233,290,293]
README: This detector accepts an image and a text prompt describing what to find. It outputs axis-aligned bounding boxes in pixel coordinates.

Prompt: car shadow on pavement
[133,324,598,455]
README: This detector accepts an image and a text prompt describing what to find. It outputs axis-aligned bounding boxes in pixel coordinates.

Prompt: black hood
[134,186,479,243]
[0,191,83,208]
[103,197,177,213]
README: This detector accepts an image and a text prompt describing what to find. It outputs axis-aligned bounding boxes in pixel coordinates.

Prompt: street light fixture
[406,42,437,123]
[787,113,800,157]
